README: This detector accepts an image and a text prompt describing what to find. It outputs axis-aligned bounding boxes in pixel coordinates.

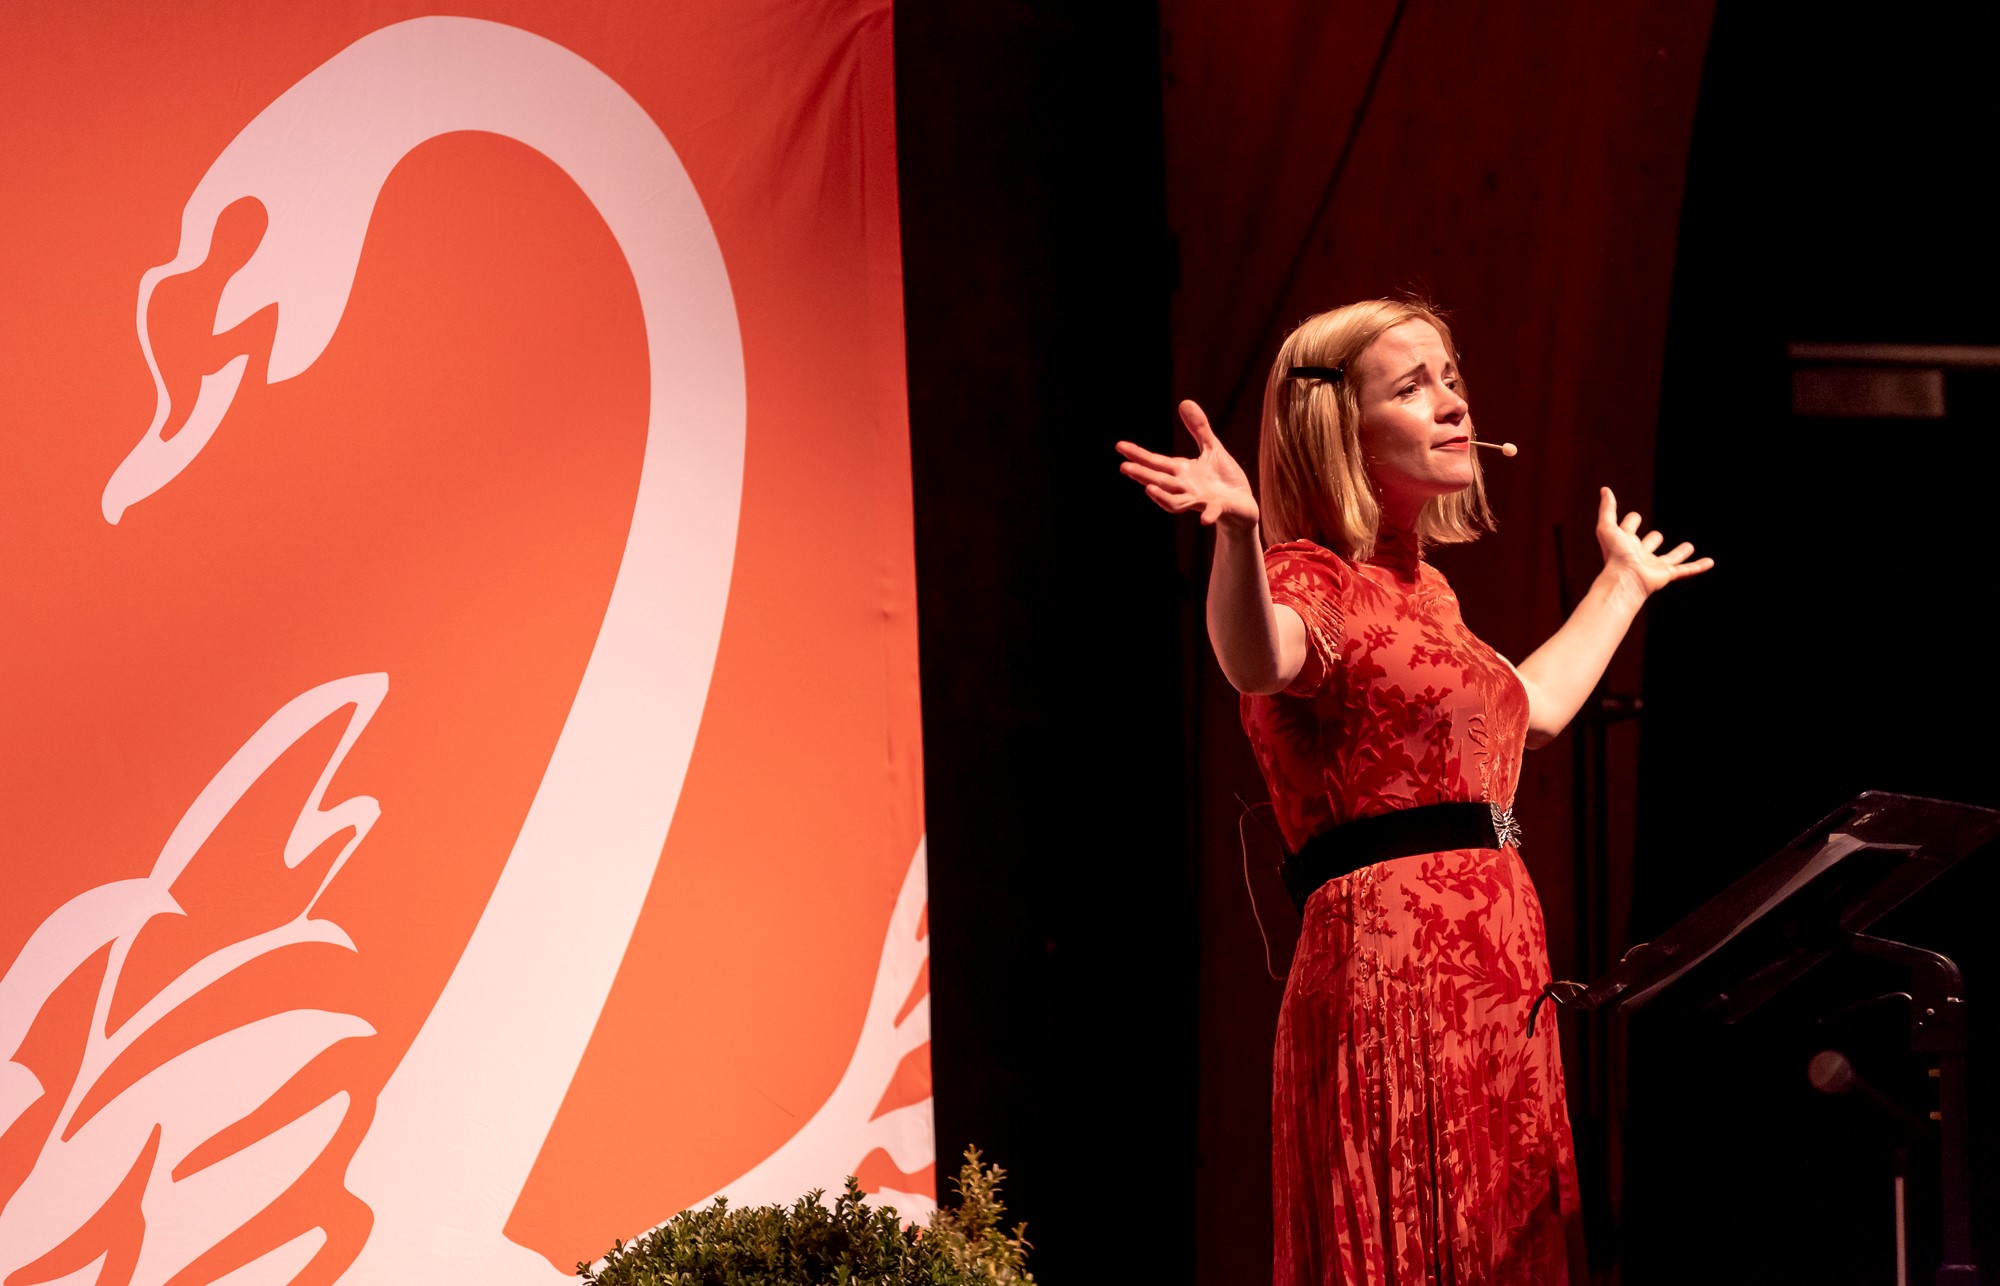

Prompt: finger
[1145,483,1198,515]
[1598,487,1618,527]
[1116,440,1182,471]
[1199,498,1221,526]
[1672,556,1716,578]
[1658,541,1695,565]
[1620,510,1643,535]
[1179,399,1220,449]
[1120,460,1182,489]
[1641,530,1664,553]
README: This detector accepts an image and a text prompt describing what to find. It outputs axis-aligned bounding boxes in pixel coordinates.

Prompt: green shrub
[578,1148,1035,1286]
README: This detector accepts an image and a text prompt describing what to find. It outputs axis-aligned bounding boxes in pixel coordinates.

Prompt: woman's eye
[1400,384,1419,397]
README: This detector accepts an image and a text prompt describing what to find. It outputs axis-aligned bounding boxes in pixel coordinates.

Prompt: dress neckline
[1364,524,1423,579]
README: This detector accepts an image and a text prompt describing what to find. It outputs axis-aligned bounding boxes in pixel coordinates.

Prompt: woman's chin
[1376,469,1476,515]
[1443,463,1481,492]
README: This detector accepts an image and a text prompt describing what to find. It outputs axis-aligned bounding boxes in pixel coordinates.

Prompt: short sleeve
[1264,540,1347,697]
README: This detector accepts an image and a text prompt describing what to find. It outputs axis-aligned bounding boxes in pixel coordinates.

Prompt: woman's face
[1351,318,1475,524]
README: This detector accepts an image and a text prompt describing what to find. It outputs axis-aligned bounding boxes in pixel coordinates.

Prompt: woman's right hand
[1115,400,1258,530]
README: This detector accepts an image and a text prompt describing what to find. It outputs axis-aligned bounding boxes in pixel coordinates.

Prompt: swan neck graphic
[103,17,746,1281]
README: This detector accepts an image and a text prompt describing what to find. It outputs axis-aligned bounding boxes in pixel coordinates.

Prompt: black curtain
[895,4,1195,1280]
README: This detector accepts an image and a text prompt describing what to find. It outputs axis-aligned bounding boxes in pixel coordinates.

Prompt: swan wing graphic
[0,678,386,1286]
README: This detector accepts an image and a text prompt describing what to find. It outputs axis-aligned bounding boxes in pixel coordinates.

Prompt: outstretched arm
[1514,487,1713,747]
[1116,400,1308,695]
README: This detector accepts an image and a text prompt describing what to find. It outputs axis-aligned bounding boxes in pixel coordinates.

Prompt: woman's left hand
[1595,486,1714,598]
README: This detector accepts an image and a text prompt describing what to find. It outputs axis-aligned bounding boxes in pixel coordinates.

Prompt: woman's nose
[1438,392,1467,423]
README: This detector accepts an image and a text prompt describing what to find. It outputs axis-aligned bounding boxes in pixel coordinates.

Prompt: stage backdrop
[0,4,927,1284]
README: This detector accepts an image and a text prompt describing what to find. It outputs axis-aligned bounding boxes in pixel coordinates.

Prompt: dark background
[896,2,1999,1281]
[895,4,1193,1278]
[1627,2,2000,1281]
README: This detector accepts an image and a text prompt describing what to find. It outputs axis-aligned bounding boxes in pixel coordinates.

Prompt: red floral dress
[1242,533,1580,1286]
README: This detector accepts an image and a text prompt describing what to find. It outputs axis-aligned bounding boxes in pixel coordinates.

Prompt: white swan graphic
[0,16,930,1286]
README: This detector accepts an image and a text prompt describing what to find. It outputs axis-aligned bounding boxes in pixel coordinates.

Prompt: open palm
[1115,400,1258,528]
[1596,486,1714,595]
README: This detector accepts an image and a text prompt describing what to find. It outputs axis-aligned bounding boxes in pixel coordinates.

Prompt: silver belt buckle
[1489,801,1523,849]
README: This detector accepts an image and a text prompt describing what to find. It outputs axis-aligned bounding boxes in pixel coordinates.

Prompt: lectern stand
[1535,791,2000,1286]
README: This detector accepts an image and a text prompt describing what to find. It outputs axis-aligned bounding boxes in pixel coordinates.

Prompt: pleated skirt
[1272,846,1581,1286]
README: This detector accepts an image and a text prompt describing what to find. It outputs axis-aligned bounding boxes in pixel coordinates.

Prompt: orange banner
[0,4,927,1282]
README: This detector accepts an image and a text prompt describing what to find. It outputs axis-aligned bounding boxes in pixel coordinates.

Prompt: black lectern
[1536,791,2000,1286]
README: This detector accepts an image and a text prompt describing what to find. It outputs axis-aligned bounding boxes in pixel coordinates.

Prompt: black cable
[1213,0,1416,434]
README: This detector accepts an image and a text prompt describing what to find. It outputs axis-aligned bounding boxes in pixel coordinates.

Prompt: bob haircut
[1257,298,1494,560]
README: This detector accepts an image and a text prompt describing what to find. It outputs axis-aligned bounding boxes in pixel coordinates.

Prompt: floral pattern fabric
[1242,536,1580,1286]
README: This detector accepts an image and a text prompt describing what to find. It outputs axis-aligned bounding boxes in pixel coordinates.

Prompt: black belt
[1281,801,1522,913]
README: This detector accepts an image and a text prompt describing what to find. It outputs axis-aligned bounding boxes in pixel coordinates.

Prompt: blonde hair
[1257,298,1494,560]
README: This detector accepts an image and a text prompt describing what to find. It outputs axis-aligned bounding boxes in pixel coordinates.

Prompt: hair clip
[1288,365,1344,383]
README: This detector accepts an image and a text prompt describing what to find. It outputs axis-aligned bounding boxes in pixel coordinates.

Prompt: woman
[1115,298,1710,1285]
